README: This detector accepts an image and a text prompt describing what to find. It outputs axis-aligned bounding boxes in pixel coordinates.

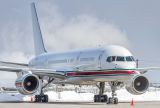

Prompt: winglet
[31,2,47,55]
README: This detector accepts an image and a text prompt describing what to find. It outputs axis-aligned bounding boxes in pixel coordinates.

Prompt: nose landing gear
[107,82,119,104]
[94,82,119,104]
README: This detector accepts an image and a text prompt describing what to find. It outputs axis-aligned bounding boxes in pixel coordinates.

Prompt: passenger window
[116,56,125,61]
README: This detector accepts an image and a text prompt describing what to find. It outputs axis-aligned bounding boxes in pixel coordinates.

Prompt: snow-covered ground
[0,88,160,102]
[0,93,23,101]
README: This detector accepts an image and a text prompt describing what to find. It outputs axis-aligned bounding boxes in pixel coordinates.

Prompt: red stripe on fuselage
[67,70,136,76]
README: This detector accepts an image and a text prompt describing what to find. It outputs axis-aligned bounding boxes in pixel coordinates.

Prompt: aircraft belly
[64,70,136,84]
[64,74,133,84]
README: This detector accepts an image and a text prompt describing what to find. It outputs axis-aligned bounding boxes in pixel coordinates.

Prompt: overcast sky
[0,0,160,86]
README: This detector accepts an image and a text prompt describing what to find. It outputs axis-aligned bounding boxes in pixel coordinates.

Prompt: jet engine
[15,74,40,95]
[125,75,149,95]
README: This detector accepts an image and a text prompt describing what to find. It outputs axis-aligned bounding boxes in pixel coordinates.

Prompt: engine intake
[125,75,149,95]
[15,74,39,95]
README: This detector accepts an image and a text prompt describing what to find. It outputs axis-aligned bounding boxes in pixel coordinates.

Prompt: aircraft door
[98,51,104,69]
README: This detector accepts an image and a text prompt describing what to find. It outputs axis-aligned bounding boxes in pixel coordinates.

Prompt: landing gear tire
[35,95,48,103]
[107,97,111,104]
[114,98,118,104]
[35,95,40,102]
[114,97,118,104]
[94,82,108,103]
[94,95,108,102]
[107,97,118,104]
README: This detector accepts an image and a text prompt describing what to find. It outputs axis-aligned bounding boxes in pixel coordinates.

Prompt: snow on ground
[45,91,58,102]
[45,91,94,102]
[0,88,160,102]
[0,93,23,101]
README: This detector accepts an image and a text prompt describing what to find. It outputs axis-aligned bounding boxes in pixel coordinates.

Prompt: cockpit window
[116,56,125,61]
[112,56,116,61]
[107,56,135,62]
[131,56,135,61]
[106,56,116,62]
[107,56,112,62]
[126,56,132,61]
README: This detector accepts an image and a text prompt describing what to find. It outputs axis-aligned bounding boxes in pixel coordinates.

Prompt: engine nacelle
[125,75,149,95]
[15,74,40,95]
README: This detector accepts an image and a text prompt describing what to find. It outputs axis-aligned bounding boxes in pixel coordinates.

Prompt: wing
[0,62,66,79]
[0,66,23,72]
[136,67,160,74]
[0,61,28,67]
[0,66,66,79]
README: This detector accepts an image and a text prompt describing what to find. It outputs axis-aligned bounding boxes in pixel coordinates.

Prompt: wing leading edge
[0,65,66,79]
[136,67,160,74]
[0,61,28,67]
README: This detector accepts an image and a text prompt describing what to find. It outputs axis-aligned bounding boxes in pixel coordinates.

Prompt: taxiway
[0,102,159,108]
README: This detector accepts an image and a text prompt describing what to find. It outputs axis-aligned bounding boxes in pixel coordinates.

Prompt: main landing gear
[34,78,54,103]
[35,93,48,102]
[94,82,119,104]
[94,82,108,102]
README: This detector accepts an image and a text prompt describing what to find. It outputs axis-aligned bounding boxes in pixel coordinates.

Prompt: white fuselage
[29,45,137,84]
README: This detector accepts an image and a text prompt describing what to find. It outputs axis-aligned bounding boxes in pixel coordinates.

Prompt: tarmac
[0,102,159,108]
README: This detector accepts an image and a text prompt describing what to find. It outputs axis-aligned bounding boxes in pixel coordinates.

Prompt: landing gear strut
[107,82,118,104]
[94,82,108,102]
[94,82,119,104]
[34,77,54,103]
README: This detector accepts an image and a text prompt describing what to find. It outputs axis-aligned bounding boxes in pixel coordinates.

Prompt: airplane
[0,2,160,104]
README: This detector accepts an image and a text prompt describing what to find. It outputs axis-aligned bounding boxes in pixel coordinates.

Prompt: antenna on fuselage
[136,59,139,68]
